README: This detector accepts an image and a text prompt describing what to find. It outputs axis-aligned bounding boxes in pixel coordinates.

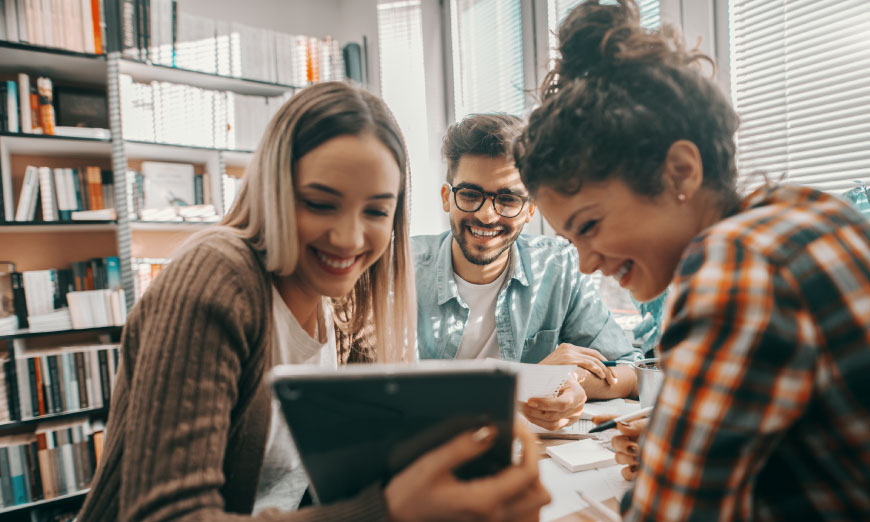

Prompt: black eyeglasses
[450,185,528,218]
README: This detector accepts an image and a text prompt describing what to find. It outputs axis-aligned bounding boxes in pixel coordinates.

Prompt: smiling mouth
[312,248,361,273]
[467,225,503,239]
[613,260,633,286]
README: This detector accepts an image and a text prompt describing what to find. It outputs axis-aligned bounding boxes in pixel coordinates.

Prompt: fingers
[610,434,640,460]
[621,464,639,481]
[591,413,619,425]
[616,418,648,439]
[573,358,611,381]
[413,425,497,476]
[502,481,551,521]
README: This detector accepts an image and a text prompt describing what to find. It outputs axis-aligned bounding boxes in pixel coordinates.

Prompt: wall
[178,0,343,41]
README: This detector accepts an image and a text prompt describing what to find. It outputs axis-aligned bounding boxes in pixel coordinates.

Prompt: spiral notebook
[485,359,576,402]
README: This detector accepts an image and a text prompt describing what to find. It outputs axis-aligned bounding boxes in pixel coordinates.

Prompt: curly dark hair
[513,0,740,209]
[443,113,524,184]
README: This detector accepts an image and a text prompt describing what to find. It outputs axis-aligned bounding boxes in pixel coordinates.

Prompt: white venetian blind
[548,0,661,65]
[729,0,870,193]
[450,0,526,120]
[377,0,435,235]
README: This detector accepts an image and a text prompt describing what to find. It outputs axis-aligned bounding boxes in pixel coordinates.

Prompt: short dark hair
[442,113,524,184]
[513,0,740,211]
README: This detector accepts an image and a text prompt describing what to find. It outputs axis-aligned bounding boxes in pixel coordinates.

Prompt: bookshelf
[0,2,351,517]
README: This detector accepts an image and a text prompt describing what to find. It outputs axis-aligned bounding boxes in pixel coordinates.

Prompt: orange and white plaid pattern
[624,185,870,521]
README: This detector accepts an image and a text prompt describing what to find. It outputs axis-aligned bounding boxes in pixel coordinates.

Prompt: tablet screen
[272,364,516,504]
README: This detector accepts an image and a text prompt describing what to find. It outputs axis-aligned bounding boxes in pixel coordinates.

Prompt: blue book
[105,256,122,290]
[8,444,27,505]
[5,80,19,133]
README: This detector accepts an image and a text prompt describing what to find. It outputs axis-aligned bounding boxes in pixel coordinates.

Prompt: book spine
[10,272,27,329]
[27,358,39,417]
[17,73,30,133]
[0,447,13,506]
[90,0,103,53]
[3,359,20,421]
[33,356,45,416]
[47,355,62,413]
[74,352,89,408]
[14,357,31,419]
[9,444,28,505]
[97,349,110,404]
[35,433,52,499]
[26,441,43,501]
[40,356,53,415]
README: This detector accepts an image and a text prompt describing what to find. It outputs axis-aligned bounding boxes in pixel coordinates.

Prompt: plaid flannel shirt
[625,185,870,521]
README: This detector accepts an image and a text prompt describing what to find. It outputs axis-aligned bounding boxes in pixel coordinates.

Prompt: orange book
[37,77,55,135]
[87,166,104,209]
[36,433,55,499]
[92,430,104,465]
[29,89,42,133]
[34,358,46,416]
[90,0,103,54]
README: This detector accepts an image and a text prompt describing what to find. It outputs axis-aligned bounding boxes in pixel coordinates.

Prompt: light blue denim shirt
[413,232,640,363]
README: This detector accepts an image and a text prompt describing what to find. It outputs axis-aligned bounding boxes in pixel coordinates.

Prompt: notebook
[486,359,576,402]
[545,439,617,472]
[580,398,641,420]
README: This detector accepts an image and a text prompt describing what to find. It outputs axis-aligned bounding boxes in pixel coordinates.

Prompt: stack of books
[132,257,168,299]
[9,164,115,223]
[119,74,290,150]
[0,419,106,508]
[2,344,119,422]
[0,0,105,54]
[120,0,345,85]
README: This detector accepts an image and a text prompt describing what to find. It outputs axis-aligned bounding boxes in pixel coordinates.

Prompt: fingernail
[471,426,492,442]
[630,465,638,473]
[613,378,618,384]
[627,444,638,455]
[619,421,630,427]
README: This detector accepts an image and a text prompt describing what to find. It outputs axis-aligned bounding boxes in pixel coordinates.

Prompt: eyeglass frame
[448,184,529,218]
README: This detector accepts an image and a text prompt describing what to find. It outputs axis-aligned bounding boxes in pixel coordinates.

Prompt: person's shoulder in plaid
[625,184,870,521]
[512,1,870,520]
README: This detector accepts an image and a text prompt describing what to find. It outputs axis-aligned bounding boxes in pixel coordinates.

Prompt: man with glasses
[413,114,641,429]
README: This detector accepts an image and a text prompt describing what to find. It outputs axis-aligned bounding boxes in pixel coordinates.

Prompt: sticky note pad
[545,439,617,473]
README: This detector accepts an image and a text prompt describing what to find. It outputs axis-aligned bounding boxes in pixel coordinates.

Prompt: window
[548,0,661,65]
[729,0,870,193]
[450,0,526,120]
[377,0,434,235]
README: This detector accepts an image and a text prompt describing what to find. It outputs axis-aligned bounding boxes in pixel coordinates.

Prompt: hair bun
[550,0,704,92]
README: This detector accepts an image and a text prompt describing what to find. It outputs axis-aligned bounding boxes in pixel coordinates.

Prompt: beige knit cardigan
[77,227,389,521]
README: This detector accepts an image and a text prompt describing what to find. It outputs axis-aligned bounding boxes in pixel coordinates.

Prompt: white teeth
[316,250,356,269]
[469,226,500,237]
[614,261,632,282]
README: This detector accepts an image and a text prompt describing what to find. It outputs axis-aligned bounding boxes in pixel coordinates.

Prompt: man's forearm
[580,365,637,399]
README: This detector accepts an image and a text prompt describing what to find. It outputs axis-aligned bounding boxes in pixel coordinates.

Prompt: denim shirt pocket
[521,328,560,363]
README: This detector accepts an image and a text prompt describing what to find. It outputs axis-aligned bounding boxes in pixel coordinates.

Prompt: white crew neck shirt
[252,285,337,515]
[453,268,508,360]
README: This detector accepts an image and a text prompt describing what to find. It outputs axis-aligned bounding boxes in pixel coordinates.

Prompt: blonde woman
[78,82,549,522]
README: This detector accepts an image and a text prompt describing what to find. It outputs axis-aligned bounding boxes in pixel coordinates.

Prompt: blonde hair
[221,82,416,363]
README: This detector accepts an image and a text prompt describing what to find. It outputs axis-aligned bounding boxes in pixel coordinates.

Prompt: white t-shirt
[252,285,338,515]
[454,269,508,360]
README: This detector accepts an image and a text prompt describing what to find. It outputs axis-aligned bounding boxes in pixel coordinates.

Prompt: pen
[576,490,621,522]
[602,361,618,367]
[588,405,654,433]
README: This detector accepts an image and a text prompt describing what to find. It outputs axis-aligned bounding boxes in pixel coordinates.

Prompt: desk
[538,455,628,521]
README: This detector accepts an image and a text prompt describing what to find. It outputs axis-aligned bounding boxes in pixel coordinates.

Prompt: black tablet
[270,361,516,504]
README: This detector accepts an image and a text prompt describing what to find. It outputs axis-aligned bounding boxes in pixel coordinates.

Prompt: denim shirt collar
[435,234,530,306]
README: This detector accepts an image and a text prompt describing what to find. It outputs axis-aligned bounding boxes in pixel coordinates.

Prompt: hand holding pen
[590,406,654,482]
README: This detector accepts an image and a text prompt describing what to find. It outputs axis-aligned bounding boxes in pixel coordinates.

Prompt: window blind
[729,0,870,193]
[548,0,661,65]
[450,0,526,120]
[377,0,432,233]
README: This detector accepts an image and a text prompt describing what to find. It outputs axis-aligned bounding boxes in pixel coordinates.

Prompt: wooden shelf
[0,133,112,156]
[0,41,106,86]
[125,140,253,163]
[0,221,117,233]
[0,407,109,433]
[0,488,89,515]
[130,221,217,232]
[0,325,121,341]
[119,58,300,96]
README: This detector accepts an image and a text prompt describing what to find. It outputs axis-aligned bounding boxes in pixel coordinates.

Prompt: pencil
[587,405,654,433]
[576,490,621,522]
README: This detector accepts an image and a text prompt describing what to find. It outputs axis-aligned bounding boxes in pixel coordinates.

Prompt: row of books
[120,74,289,150]
[126,160,220,222]
[0,419,106,508]
[6,165,115,223]
[0,258,122,332]
[0,0,105,54]
[120,0,345,85]
[0,74,110,137]
[0,344,119,422]
[132,257,167,300]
